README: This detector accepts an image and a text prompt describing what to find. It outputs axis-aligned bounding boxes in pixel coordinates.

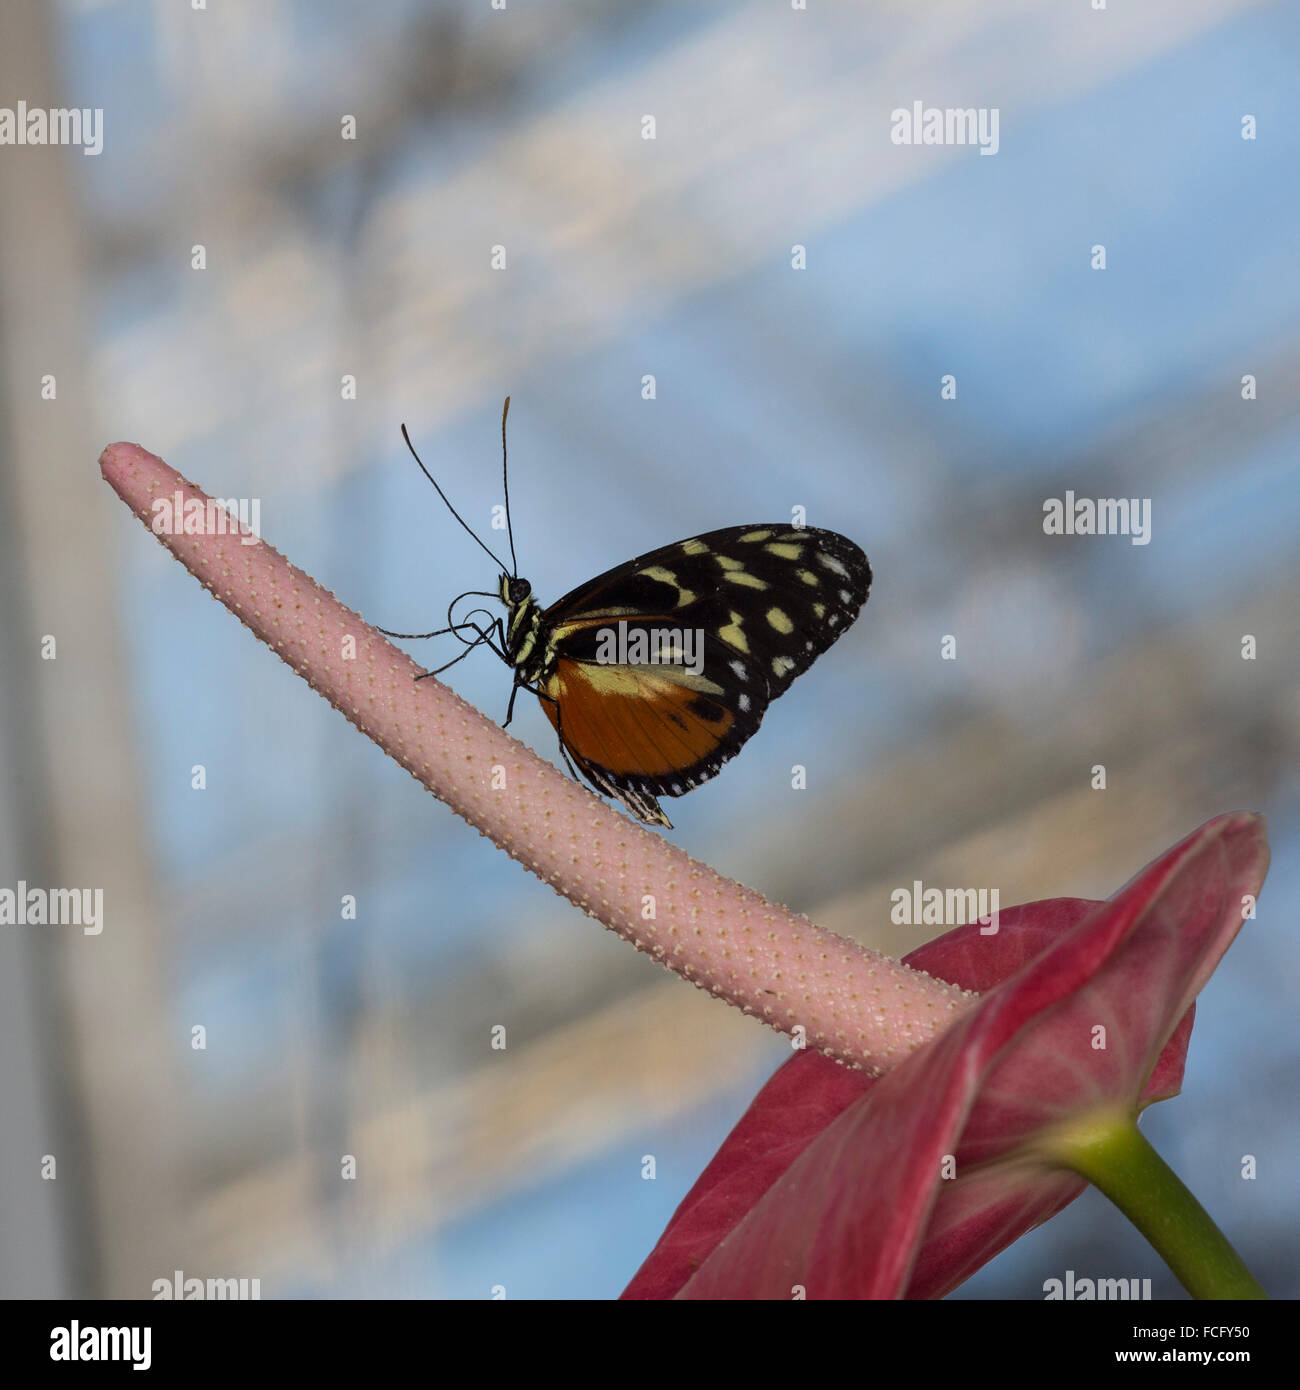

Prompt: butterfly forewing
[536,525,870,823]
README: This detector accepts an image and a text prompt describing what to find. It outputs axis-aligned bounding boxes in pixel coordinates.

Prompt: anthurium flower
[100,441,1270,1301]
[624,814,1269,1299]
[97,441,967,1073]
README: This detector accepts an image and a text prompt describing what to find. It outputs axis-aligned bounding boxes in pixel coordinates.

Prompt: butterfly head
[498,573,532,609]
[498,572,548,678]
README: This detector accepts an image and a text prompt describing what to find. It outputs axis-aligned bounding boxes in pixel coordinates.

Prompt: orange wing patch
[542,658,736,783]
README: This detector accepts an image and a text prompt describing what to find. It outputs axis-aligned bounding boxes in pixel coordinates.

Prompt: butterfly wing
[536,525,871,825]
[537,630,764,828]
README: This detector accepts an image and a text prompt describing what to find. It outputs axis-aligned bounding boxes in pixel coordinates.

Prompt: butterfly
[379,400,871,828]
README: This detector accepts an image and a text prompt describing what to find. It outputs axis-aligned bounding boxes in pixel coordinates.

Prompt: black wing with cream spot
[536,525,871,818]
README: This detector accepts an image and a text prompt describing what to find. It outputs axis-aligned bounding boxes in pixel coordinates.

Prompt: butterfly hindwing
[537,629,764,814]
[537,525,870,823]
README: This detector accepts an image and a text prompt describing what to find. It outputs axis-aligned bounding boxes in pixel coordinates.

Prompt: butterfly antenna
[501,396,518,577]
[399,424,512,574]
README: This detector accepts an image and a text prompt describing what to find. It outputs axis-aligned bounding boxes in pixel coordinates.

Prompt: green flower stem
[1048,1111,1267,1300]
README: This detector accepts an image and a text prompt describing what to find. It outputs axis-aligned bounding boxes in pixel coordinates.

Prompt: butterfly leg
[526,685,585,785]
[381,616,500,652]
[412,632,489,680]
[375,620,475,640]
[446,610,510,664]
[503,678,523,729]
[409,616,512,681]
[499,678,580,783]
[502,680,579,783]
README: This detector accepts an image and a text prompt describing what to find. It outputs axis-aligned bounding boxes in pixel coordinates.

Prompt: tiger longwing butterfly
[379,400,871,828]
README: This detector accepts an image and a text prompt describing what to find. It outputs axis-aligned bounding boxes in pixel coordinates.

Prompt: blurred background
[1,0,1297,1299]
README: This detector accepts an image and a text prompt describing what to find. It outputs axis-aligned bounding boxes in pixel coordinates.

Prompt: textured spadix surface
[100,440,969,1074]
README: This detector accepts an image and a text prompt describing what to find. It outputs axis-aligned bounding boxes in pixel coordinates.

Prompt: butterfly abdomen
[505,594,555,686]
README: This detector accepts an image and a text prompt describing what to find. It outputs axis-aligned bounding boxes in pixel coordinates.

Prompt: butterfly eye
[509,578,532,604]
